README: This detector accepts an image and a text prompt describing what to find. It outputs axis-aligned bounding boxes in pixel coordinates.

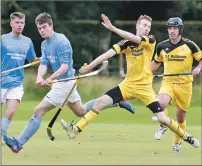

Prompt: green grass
[2,100,202,165]
[2,72,201,165]
[1,101,201,125]
[2,123,201,165]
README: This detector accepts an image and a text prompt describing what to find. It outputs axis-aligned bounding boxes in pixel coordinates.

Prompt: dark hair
[35,12,53,25]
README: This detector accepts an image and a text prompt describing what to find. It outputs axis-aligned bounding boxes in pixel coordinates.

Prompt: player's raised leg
[61,86,123,138]
[83,99,135,114]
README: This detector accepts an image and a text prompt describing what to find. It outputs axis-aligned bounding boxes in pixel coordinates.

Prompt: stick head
[47,127,55,141]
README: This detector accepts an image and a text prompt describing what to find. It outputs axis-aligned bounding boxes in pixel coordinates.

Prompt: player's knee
[5,108,17,117]
[159,102,167,110]
[93,98,105,110]
[158,95,170,110]
[94,95,111,110]
[34,106,45,116]
[147,101,163,113]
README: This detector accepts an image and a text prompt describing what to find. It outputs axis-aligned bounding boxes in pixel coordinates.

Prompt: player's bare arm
[79,48,116,74]
[36,64,48,86]
[151,60,161,73]
[192,59,202,76]
[101,14,142,44]
[46,63,68,82]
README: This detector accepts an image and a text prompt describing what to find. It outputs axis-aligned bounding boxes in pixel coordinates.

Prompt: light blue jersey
[1,33,36,89]
[40,32,74,79]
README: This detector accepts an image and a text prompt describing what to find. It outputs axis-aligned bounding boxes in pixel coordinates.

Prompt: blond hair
[137,15,152,25]
[35,12,53,25]
[10,12,25,20]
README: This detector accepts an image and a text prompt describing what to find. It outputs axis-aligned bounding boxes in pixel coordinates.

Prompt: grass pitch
[2,123,201,165]
[2,100,202,165]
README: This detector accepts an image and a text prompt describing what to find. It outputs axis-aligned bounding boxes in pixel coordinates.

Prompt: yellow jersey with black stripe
[154,38,202,83]
[113,36,156,84]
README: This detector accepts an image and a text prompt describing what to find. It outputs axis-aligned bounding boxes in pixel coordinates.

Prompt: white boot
[155,124,168,140]
[184,133,200,148]
[173,142,182,152]
[61,119,77,139]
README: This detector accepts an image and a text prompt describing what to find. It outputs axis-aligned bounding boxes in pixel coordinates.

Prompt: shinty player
[3,12,134,153]
[151,17,202,152]
[61,14,200,151]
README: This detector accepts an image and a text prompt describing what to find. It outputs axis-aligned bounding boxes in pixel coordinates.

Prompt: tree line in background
[1,1,202,70]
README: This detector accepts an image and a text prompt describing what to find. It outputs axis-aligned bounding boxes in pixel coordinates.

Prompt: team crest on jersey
[48,55,56,63]
[132,47,144,56]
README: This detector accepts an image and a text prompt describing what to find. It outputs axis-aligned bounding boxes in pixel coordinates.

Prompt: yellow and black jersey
[113,36,156,84]
[154,37,202,83]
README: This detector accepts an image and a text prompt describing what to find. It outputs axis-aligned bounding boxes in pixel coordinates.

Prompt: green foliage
[1,1,202,66]
[23,69,201,107]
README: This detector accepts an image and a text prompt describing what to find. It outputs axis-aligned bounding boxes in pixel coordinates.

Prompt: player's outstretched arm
[101,14,141,44]
[79,48,116,74]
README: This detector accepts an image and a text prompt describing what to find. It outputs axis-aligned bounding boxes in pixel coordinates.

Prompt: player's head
[35,12,54,39]
[136,15,152,36]
[10,12,25,35]
[166,17,183,39]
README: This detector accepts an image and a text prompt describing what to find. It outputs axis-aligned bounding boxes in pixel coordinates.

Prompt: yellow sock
[75,108,99,132]
[173,120,186,144]
[166,118,187,140]
[164,108,168,116]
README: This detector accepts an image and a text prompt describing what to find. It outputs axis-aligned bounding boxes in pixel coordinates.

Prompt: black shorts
[105,86,123,104]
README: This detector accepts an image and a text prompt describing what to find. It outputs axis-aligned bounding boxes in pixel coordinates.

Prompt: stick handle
[1,61,40,74]
[153,72,192,78]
